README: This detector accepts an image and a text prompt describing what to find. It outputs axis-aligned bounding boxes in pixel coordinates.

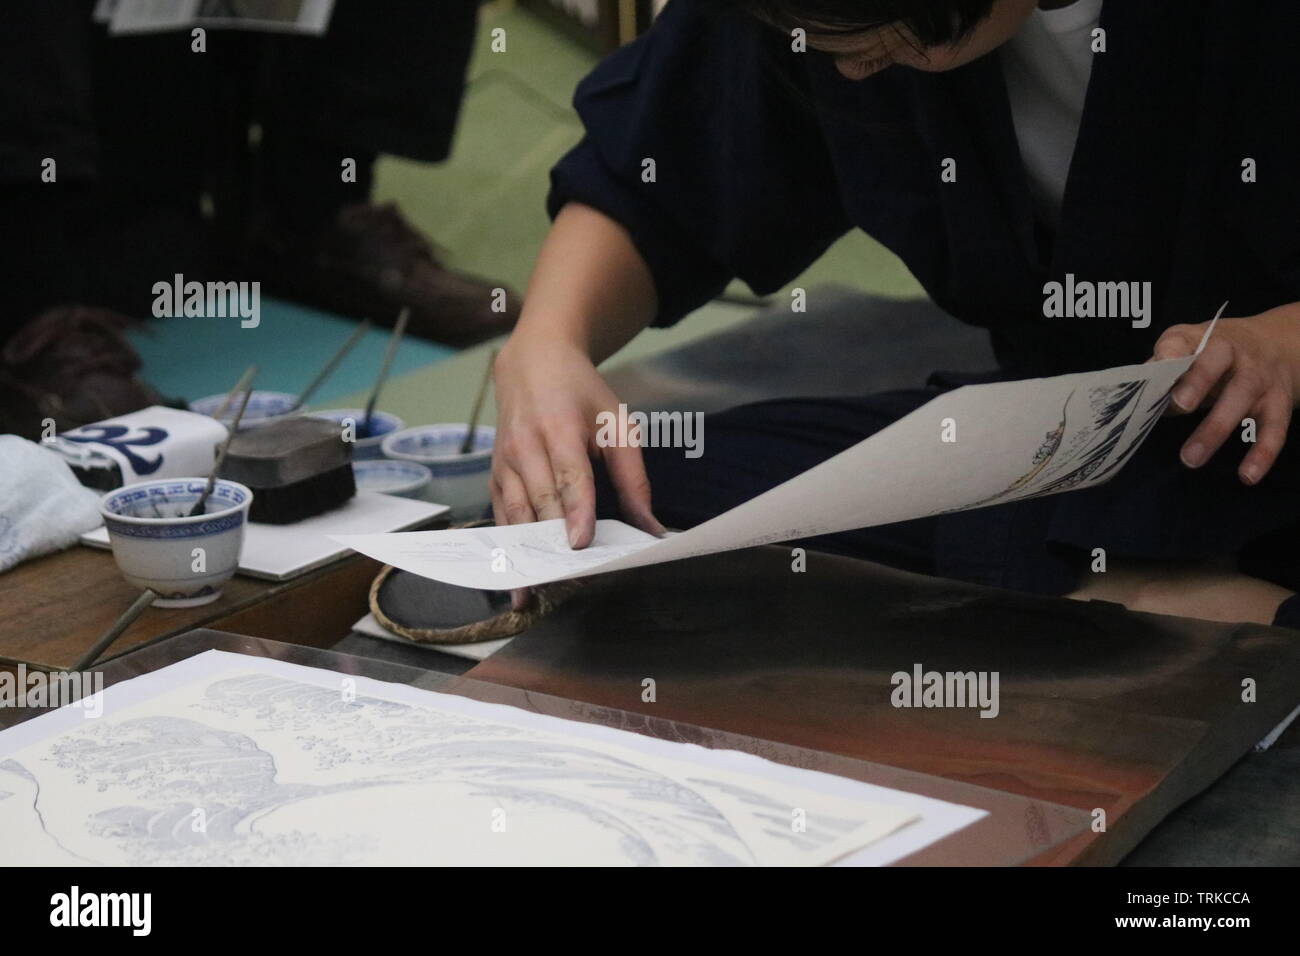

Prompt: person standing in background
[0,0,519,438]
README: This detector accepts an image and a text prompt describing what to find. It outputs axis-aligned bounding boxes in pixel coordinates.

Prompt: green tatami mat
[129,4,928,420]
[126,298,453,406]
[376,4,926,305]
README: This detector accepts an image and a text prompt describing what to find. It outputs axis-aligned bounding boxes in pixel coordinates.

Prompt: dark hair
[725,0,999,48]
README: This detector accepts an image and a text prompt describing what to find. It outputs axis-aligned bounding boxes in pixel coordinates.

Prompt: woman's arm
[506,202,658,364]
[491,202,667,560]
[491,1,850,569]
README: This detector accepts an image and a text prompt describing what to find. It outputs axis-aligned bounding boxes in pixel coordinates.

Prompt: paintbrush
[460,348,498,455]
[287,319,371,413]
[209,364,258,422]
[72,589,158,671]
[362,307,409,437]
[188,382,254,517]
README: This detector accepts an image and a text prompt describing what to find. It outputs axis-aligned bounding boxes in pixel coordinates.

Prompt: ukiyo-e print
[0,654,921,866]
[957,374,1178,512]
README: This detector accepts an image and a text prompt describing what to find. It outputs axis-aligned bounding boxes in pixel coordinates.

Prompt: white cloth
[1002,0,1104,228]
[0,436,103,573]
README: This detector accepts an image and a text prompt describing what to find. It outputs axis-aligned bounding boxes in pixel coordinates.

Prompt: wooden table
[9,540,1296,865]
[0,628,1094,865]
[0,545,383,671]
[466,547,1300,865]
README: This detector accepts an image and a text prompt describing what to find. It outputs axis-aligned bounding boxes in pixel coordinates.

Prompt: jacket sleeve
[547,0,851,326]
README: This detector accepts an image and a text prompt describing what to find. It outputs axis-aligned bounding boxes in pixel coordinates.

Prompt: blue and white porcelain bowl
[189,390,300,431]
[352,459,433,499]
[306,408,404,460]
[381,424,494,520]
[100,478,253,607]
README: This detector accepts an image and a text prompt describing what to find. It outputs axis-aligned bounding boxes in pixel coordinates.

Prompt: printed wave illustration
[0,674,870,865]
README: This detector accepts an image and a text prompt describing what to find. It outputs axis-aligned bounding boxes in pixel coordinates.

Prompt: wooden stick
[188,384,253,517]
[363,307,409,434]
[288,320,372,412]
[460,348,498,455]
[72,589,157,671]
[210,364,258,421]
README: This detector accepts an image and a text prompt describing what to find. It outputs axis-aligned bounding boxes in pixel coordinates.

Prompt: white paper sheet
[82,491,448,581]
[0,650,986,866]
[334,320,1217,591]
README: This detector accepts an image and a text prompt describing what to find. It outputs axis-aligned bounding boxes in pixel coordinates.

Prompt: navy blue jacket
[548,0,1300,376]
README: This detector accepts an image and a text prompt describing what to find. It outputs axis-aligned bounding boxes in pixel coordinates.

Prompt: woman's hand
[490,332,665,554]
[1154,304,1300,485]
[486,203,666,609]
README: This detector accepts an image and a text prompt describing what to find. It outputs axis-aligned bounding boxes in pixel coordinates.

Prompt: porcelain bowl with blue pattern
[100,478,253,607]
[381,424,494,520]
[305,408,404,459]
[189,390,299,431]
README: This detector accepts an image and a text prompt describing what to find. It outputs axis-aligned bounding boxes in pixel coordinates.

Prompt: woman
[490,0,1300,626]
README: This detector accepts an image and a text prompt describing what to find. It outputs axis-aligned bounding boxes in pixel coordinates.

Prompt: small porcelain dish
[100,478,253,607]
[352,459,433,499]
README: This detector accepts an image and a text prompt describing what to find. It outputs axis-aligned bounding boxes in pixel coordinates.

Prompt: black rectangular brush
[218,417,355,524]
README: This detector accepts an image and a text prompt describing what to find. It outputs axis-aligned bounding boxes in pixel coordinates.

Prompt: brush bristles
[245,462,356,524]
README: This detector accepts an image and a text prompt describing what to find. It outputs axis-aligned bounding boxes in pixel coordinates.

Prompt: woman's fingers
[547,427,597,548]
[503,424,598,548]
[509,587,532,612]
[1154,314,1293,482]
[491,465,535,611]
[1240,388,1291,485]
[1181,366,1266,469]
[1168,336,1234,414]
[602,442,666,535]
[1152,324,1202,361]
[492,461,537,526]
[506,429,565,523]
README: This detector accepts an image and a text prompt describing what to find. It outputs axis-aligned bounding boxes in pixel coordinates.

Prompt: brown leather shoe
[0,306,167,439]
[249,202,522,347]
